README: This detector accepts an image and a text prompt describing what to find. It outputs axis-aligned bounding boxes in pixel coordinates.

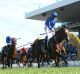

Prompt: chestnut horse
[1,38,17,68]
[7,38,17,68]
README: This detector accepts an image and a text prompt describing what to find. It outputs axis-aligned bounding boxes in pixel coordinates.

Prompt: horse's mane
[51,26,68,43]
[55,27,64,34]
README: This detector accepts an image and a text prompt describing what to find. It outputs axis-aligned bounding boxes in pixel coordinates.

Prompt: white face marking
[65,29,69,33]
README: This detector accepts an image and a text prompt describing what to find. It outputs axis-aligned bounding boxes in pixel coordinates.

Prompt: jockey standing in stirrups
[44,12,58,49]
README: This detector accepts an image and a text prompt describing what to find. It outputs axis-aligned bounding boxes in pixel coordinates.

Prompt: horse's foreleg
[57,52,68,66]
[7,58,10,67]
[2,57,5,68]
[27,56,34,67]
[11,59,14,68]
[10,58,15,68]
[37,57,40,68]
[16,60,20,67]
[41,57,45,66]
[55,56,59,67]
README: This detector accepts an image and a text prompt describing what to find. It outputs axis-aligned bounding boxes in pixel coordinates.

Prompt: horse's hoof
[65,64,68,67]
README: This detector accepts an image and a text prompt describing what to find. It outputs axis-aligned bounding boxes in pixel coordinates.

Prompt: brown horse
[48,26,69,67]
[7,37,17,68]
[29,26,69,68]
[21,54,27,66]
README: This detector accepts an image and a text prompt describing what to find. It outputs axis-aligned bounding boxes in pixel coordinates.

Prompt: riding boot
[45,36,48,50]
[7,45,11,53]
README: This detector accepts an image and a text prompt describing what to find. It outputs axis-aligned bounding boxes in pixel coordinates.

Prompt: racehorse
[48,26,69,67]
[30,39,50,68]
[20,52,27,66]
[30,26,69,68]
[7,37,17,68]
[1,46,8,68]
[16,48,27,67]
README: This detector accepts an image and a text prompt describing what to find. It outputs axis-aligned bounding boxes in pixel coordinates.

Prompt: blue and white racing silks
[45,17,56,30]
[6,36,12,44]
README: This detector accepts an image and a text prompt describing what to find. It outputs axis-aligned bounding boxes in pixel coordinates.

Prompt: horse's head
[55,26,69,43]
[64,28,69,42]
[12,37,17,46]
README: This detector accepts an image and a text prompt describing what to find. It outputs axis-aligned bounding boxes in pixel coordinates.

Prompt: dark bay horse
[48,26,69,67]
[1,45,8,68]
[30,26,69,68]
[30,39,50,68]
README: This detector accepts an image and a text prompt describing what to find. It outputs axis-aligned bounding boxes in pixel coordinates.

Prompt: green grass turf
[0,67,80,74]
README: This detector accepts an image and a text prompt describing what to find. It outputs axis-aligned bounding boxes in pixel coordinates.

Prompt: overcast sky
[0,0,62,51]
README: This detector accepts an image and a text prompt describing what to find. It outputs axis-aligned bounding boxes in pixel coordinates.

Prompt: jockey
[44,12,58,48]
[20,47,26,55]
[6,36,12,48]
[44,12,58,36]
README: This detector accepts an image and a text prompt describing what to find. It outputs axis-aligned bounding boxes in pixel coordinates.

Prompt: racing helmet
[51,12,58,17]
